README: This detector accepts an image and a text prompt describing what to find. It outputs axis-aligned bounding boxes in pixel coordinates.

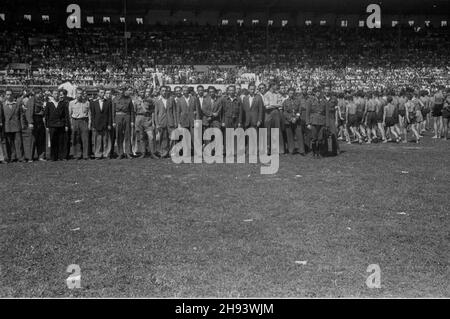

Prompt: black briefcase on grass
[320,128,338,157]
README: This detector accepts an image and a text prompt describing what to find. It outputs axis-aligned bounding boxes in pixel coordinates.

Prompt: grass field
[0,134,449,298]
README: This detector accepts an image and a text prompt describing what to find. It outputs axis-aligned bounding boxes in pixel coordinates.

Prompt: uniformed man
[298,86,311,152]
[282,87,305,155]
[324,86,340,153]
[112,86,135,159]
[306,87,330,157]
[135,87,157,158]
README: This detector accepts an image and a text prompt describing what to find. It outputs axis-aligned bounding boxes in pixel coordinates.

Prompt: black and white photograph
[0,0,449,304]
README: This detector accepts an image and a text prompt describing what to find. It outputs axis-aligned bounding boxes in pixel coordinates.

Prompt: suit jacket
[25,96,45,125]
[1,100,22,133]
[44,99,70,128]
[90,98,112,131]
[176,95,198,128]
[240,94,264,128]
[220,96,242,128]
[155,96,177,128]
[197,95,222,126]
[298,95,310,123]
[282,97,300,124]
[17,96,30,128]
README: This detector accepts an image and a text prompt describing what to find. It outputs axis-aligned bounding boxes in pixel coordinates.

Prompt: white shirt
[248,95,254,107]
[99,99,104,111]
[161,97,167,109]
[49,98,58,108]
[199,96,204,108]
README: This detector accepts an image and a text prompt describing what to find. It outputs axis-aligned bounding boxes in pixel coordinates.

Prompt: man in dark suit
[197,85,210,129]
[17,89,32,161]
[240,83,263,130]
[25,88,47,161]
[90,87,112,159]
[105,89,115,158]
[44,89,70,161]
[199,86,222,129]
[220,85,242,156]
[176,86,199,136]
[0,89,24,162]
[240,84,263,156]
[155,86,178,158]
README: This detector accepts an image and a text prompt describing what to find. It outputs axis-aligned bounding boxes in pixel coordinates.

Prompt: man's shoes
[38,158,47,162]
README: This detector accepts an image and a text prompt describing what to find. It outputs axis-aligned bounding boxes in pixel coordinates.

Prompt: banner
[167,84,248,92]
[58,82,78,98]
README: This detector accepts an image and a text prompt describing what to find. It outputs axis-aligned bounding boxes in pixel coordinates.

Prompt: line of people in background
[1,83,449,164]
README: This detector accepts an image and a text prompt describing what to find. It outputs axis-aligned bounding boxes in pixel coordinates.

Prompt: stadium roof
[2,0,449,14]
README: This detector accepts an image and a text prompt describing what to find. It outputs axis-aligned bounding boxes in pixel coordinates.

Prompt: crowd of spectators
[0,23,449,90]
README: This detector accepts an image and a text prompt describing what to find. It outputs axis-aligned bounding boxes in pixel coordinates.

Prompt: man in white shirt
[263,83,285,154]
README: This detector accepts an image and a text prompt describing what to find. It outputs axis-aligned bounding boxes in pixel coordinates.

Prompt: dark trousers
[264,109,285,154]
[21,127,32,160]
[285,123,305,154]
[49,127,66,161]
[5,132,24,161]
[243,125,259,157]
[310,124,325,154]
[300,120,311,152]
[65,128,72,159]
[115,114,132,156]
[71,118,89,159]
[158,126,173,157]
[109,128,116,157]
[30,117,46,160]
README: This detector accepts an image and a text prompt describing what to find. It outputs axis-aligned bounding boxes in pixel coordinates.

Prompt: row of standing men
[0,83,337,163]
